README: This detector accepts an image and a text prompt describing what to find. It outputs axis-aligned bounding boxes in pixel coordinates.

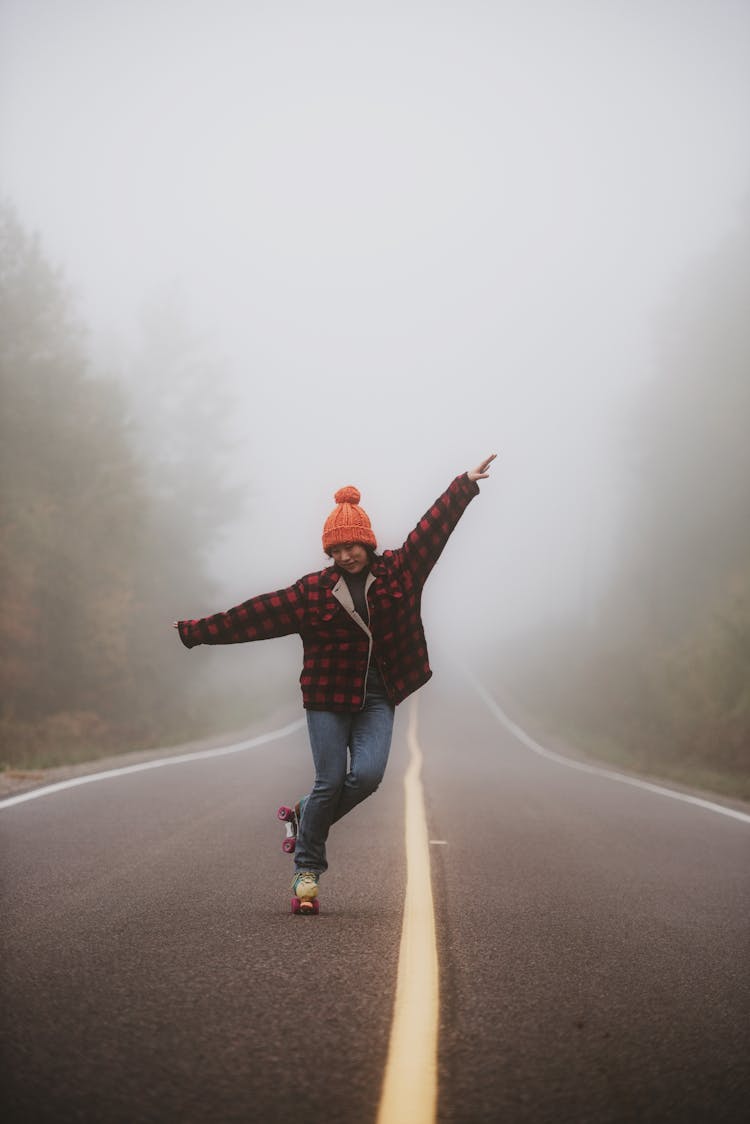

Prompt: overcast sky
[2,0,749,654]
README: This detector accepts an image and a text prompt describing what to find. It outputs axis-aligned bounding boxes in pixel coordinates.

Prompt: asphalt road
[1,680,748,1123]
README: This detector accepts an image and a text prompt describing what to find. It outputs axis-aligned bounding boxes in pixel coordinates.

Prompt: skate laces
[293,870,318,887]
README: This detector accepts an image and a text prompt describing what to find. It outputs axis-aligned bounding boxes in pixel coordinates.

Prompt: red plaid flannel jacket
[177,473,480,710]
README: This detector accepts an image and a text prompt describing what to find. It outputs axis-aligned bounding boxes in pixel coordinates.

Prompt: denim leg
[294,709,351,873]
[294,680,395,873]
[331,689,395,824]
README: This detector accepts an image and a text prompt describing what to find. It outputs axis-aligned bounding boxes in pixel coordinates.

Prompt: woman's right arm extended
[174,580,306,648]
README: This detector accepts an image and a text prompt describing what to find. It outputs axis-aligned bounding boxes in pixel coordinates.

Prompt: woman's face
[329,542,369,574]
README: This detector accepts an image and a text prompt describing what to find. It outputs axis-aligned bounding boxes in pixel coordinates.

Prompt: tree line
[0,204,245,770]
[501,210,750,798]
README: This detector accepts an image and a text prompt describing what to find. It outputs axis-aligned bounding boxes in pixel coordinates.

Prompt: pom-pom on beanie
[322,486,377,553]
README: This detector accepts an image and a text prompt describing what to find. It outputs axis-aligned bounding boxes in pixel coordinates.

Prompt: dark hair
[326,543,378,562]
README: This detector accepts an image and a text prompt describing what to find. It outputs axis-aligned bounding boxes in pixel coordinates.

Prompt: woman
[175,454,495,911]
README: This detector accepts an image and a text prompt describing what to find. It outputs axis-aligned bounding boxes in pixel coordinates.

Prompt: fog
[2,0,749,668]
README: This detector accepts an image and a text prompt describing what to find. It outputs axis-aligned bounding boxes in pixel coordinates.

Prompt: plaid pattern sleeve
[393,473,480,588]
[177,580,306,648]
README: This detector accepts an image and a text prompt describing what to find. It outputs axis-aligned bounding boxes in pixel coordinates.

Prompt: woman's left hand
[468,453,497,482]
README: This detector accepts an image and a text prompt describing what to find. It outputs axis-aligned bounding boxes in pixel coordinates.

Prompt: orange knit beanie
[322,486,377,553]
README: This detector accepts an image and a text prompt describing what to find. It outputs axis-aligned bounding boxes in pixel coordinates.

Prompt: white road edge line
[471,677,750,826]
[0,719,306,811]
[377,694,439,1124]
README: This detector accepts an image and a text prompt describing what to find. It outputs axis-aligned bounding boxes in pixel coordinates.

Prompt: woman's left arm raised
[394,453,497,585]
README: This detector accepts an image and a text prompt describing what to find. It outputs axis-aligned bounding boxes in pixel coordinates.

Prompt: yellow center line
[376,695,440,1124]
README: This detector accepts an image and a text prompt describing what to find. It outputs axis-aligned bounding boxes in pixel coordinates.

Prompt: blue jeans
[294,669,395,874]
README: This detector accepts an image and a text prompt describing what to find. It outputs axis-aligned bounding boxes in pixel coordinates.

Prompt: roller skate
[276,801,301,854]
[291,870,320,916]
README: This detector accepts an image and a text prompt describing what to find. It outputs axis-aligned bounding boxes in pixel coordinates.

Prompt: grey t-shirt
[341,568,387,696]
[342,568,370,625]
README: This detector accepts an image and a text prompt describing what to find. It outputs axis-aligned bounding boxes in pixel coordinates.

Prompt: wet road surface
[2,680,748,1122]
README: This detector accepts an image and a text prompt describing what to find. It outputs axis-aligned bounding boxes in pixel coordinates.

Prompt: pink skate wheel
[277,805,294,822]
[291,896,319,916]
[282,838,296,854]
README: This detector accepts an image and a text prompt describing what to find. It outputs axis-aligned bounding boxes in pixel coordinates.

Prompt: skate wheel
[282,837,296,854]
[277,805,294,822]
[291,897,320,916]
